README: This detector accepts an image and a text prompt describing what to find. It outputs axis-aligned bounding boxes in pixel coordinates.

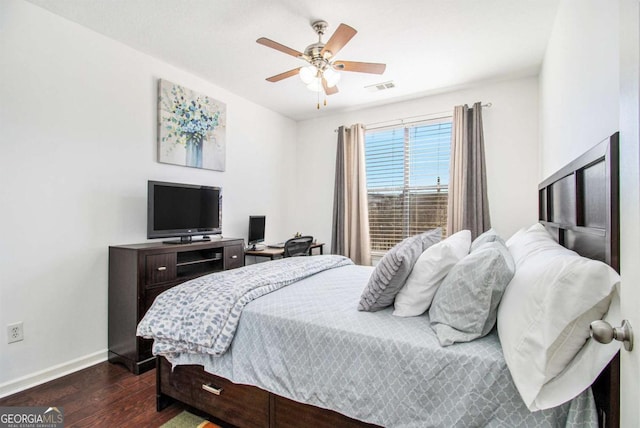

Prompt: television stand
[108,238,244,374]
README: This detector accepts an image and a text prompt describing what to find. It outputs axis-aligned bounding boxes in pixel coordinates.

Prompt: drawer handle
[202,383,223,395]
[231,255,238,259]
[156,266,167,272]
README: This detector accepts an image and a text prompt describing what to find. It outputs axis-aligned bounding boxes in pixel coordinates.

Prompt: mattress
[168,264,597,428]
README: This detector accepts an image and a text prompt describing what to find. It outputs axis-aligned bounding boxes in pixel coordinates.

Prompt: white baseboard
[0,350,108,399]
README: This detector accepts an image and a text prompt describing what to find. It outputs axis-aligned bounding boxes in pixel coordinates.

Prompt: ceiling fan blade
[266,68,301,82]
[257,37,304,58]
[333,60,386,74]
[321,24,357,59]
[322,78,339,95]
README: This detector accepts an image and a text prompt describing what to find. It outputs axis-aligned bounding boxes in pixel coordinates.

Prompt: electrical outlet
[7,322,23,344]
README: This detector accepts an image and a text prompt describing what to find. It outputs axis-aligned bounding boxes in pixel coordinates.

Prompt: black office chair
[283,236,314,257]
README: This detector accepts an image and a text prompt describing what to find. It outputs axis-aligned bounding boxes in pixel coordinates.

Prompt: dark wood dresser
[108,238,244,374]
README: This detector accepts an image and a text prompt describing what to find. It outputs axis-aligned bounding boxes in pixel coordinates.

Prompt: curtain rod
[365,102,492,130]
[334,102,492,132]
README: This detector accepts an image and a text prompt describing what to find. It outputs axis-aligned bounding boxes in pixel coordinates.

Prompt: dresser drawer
[224,244,244,270]
[145,253,176,285]
[160,360,269,427]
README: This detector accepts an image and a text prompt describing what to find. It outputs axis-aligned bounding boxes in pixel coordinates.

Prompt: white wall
[539,0,619,178]
[540,1,640,426]
[294,77,541,248]
[0,0,297,395]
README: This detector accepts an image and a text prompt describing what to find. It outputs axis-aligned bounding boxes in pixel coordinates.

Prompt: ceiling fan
[256,20,386,107]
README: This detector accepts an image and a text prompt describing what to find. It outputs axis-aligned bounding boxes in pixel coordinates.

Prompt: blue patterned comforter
[136,255,353,357]
[168,264,597,428]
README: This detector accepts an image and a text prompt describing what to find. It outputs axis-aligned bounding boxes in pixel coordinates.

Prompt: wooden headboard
[538,132,620,428]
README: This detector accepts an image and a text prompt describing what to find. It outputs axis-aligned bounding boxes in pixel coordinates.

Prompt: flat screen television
[247,216,266,250]
[147,180,222,244]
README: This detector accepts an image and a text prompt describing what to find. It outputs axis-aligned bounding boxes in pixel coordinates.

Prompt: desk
[245,242,324,261]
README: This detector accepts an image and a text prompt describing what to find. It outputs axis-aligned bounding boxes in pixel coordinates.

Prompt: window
[365,119,452,254]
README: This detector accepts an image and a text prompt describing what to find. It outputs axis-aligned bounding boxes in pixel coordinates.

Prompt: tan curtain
[447,102,491,239]
[331,124,372,265]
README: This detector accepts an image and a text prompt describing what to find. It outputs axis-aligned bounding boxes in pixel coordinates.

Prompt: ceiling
[26,0,560,121]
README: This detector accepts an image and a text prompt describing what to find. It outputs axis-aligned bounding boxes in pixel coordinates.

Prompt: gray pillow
[470,228,504,253]
[429,240,515,346]
[358,229,441,312]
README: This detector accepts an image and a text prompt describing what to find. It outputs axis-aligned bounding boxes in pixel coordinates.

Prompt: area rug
[160,410,221,428]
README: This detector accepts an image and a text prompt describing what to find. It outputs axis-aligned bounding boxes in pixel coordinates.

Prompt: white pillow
[498,225,620,411]
[393,230,471,317]
[505,225,527,248]
[506,222,559,266]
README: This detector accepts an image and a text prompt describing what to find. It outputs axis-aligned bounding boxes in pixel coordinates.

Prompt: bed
[139,133,620,428]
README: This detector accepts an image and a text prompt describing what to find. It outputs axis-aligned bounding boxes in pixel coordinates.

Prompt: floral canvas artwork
[158,79,226,171]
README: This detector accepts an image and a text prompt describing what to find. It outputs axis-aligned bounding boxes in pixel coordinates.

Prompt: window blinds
[365,120,451,253]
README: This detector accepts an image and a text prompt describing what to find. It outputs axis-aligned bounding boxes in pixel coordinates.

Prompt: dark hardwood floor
[0,361,187,427]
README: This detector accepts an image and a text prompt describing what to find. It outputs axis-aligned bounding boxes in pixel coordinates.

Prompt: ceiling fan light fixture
[299,65,317,84]
[306,77,323,92]
[323,67,340,87]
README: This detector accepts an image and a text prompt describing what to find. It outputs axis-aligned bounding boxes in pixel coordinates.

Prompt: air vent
[365,81,396,92]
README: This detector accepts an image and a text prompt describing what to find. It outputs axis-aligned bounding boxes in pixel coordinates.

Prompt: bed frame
[538,132,620,428]
[156,133,620,428]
